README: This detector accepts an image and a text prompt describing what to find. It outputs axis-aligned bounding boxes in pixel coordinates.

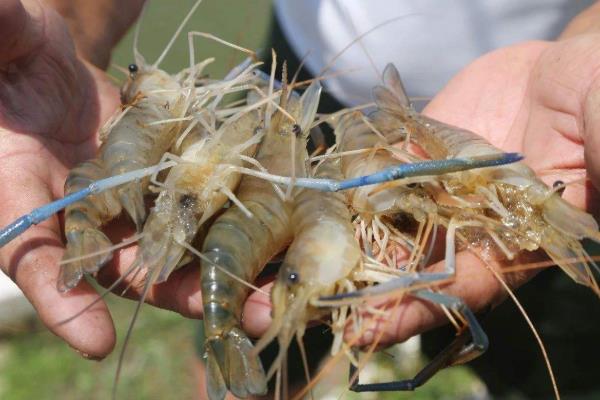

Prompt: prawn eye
[287,271,300,284]
[553,180,565,195]
[292,124,301,137]
[128,63,139,75]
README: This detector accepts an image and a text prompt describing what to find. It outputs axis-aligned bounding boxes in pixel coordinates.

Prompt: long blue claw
[318,273,451,302]
[0,189,96,248]
[0,161,176,248]
[293,152,523,192]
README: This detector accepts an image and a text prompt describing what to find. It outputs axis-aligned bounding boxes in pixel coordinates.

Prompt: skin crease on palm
[1,0,600,361]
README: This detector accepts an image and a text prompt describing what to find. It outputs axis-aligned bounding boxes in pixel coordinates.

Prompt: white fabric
[275,0,594,105]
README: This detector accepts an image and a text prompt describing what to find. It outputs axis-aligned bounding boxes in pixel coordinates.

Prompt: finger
[242,281,273,338]
[347,250,540,348]
[583,54,600,195]
[0,0,45,66]
[94,242,203,318]
[0,172,116,359]
[521,35,600,210]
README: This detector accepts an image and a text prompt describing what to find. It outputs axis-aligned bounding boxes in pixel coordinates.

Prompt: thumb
[0,0,45,66]
[584,72,600,194]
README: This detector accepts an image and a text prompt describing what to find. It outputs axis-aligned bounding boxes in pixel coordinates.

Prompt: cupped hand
[0,0,119,359]
[241,35,600,347]
[0,0,197,360]
[0,0,262,360]
[347,35,600,348]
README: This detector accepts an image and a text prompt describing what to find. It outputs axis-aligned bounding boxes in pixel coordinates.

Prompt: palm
[424,39,594,212]
[0,1,120,357]
[347,36,600,347]
[245,36,600,346]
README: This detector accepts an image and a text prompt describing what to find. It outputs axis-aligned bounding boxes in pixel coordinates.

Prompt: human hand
[0,0,168,359]
[238,35,600,348]
[347,35,600,348]
[0,0,264,360]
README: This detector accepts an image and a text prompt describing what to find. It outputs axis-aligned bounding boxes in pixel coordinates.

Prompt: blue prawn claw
[292,152,523,192]
[0,161,176,249]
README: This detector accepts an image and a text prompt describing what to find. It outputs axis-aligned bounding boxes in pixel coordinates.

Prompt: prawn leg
[320,217,482,304]
[0,161,176,248]
[349,317,473,392]
[227,152,523,194]
[319,217,489,391]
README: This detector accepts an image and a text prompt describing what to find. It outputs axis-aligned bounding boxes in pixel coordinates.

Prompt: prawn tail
[58,228,113,292]
[370,64,412,142]
[117,183,147,231]
[375,63,411,108]
[136,215,190,284]
[543,234,600,294]
[205,327,268,400]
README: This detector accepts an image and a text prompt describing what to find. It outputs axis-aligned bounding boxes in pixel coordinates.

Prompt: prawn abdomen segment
[101,84,187,228]
[202,201,293,331]
[59,159,121,291]
[200,202,290,399]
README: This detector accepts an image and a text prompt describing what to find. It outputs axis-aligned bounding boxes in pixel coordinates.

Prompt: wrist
[42,0,144,69]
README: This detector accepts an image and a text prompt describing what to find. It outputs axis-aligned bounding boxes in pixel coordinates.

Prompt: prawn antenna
[319,14,419,77]
[132,0,149,65]
[154,0,204,68]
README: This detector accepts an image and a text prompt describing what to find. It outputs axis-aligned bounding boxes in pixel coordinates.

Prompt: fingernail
[74,348,104,361]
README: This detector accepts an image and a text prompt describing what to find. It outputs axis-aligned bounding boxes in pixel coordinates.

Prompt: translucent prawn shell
[259,158,361,375]
[335,113,436,221]
[120,66,184,108]
[161,110,262,217]
[372,65,599,249]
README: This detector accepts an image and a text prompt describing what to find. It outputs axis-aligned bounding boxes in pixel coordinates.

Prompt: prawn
[315,63,600,394]
[252,156,362,397]
[58,0,205,291]
[371,63,600,295]
[134,104,264,286]
[331,110,440,268]
[199,69,322,400]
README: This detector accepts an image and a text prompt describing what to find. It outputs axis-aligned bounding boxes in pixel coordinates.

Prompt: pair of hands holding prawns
[1,0,599,359]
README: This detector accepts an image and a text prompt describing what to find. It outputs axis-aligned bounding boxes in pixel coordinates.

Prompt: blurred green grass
[110,0,273,82]
[0,294,196,400]
[0,293,485,400]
